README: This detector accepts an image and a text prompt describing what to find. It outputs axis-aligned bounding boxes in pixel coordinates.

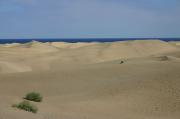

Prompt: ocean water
[0,38,180,44]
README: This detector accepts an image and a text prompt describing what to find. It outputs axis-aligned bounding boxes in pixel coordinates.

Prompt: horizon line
[0,37,180,40]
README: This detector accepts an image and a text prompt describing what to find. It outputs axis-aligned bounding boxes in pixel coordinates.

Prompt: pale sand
[0,40,180,119]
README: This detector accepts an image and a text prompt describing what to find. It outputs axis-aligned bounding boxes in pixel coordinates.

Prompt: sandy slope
[0,40,180,119]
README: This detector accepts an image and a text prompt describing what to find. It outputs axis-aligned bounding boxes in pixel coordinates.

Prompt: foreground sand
[0,40,180,119]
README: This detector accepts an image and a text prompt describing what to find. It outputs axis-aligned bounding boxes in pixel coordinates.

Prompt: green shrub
[12,101,38,113]
[24,92,42,102]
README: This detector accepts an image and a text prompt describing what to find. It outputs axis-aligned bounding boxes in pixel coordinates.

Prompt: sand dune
[0,40,180,119]
[1,39,179,73]
[0,39,179,72]
[0,43,21,48]
[169,41,180,48]
[51,42,97,49]
[0,61,32,73]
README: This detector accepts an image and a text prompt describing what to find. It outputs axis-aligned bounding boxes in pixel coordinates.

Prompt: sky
[0,0,180,39]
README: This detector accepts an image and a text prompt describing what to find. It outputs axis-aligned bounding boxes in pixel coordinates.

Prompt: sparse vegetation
[159,56,169,61]
[12,101,38,113]
[120,61,124,64]
[24,92,43,102]
[12,92,42,113]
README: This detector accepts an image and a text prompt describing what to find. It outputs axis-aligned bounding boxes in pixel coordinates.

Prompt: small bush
[120,61,124,64]
[13,101,38,113]
[24,92,42,102]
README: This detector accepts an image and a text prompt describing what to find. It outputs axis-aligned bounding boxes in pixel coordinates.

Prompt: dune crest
[48,40,179,62]
[0,40,179,73]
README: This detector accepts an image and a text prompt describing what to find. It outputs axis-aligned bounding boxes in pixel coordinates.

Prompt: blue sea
[0,38,180,44]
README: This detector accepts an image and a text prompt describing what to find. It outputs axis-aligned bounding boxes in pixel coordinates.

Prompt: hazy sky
[0,0,180,38]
